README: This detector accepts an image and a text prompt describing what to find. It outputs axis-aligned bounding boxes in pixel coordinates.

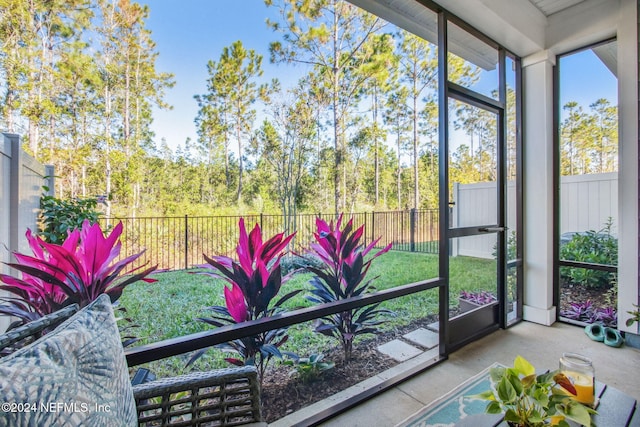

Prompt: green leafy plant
[0,220,157,327]
[492,230,517,261]
[469,356,595,427]
[283,353,335,383]
[191,219,300,382]
[306,214,393,362]
[279,253,324,275]
[626,304,640,327]
[39,191,103,244]
[559,219,617,289]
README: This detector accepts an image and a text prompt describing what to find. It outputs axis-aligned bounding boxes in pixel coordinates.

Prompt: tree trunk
[412,77,419,209]
[397,129,402,209]
[236,119,243,205]
[373,87,379,206]
[332,0,340,215]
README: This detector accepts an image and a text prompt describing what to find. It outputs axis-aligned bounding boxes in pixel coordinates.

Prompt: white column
[617,0,639,334]
[522,51,557,325]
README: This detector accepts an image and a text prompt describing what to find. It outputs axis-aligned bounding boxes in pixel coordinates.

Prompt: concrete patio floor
[316,321,640,427]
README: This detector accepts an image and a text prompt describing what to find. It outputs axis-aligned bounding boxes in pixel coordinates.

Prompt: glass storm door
[446,96,505,350]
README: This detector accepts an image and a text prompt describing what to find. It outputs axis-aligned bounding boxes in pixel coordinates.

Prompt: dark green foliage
[39,192,101,243]
[283,352,335,384]
[306,215,393,362]
[279,254,324,275]
[626,304,640,327]
[492,230,517,260]
[559,219,617,289]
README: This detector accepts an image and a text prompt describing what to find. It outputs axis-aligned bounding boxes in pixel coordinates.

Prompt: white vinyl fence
[452,173,618,259]
[0,133,53,332]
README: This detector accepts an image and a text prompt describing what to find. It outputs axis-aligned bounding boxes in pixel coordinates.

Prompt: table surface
[455,381,639,427]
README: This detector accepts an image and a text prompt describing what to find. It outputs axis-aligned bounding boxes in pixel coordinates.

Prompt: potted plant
[469,356,595,427]
[459,290,498,313]
[448,290,499,344]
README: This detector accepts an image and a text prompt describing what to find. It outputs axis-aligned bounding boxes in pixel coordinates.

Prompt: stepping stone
[426,321,439,332]
[377,339,422,362]
[403,328,439,349]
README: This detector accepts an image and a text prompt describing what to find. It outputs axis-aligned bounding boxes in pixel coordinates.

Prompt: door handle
[478,226,506,233]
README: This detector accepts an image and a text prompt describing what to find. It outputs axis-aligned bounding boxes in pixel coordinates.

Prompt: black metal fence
[101,209,440,271]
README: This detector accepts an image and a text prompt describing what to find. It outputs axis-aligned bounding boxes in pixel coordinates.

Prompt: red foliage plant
[0,220,156,327]
[192,218,300,382]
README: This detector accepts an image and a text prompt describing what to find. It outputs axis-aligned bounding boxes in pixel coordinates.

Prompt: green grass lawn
[119,250,495,377]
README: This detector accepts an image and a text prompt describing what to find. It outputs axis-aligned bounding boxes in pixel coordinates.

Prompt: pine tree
[267,0,386,214]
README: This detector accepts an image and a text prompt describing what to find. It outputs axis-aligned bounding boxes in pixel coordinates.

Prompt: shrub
[559,218,617,289]
[306,214,393,362]
[192,219,300,382]
[283,353,334,384]
[279,253,324,275]
[39,192,102,244]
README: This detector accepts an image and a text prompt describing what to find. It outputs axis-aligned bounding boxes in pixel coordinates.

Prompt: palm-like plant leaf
[0,220,157,331]
[306,214,393,361]
[194,219,297,383]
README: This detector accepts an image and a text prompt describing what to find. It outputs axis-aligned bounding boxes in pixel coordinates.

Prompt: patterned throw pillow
[0,294,137,426]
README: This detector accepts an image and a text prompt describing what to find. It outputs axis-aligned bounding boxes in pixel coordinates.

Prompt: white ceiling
[350,0,613,61]
[528,0,587,16]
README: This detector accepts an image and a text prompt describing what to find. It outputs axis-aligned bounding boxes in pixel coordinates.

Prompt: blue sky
[559,48,617,109]
[142,1,617,152]
[143,0,306,151]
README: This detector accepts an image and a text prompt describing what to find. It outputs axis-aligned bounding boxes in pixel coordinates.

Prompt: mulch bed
[260,315,439,423]
[559,281,614,314]
[261,346,394,422]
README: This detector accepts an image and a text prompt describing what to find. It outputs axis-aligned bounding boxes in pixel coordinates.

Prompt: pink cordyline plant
[192,218,300,382]
[306,214,393,361]
[0,220,157,327]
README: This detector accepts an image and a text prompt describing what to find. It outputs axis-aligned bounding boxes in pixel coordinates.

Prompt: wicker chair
[0,306,266,427]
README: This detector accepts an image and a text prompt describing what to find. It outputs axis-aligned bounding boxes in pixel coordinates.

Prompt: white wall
[453,173,619,259]
[560,173,618,235]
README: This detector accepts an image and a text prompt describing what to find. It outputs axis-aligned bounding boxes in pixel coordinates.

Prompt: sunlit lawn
[119,250,495,377]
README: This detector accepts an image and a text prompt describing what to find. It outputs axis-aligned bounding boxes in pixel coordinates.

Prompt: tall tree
[454,102,497,181]
[588,98,617,173]
[397,33,438,209]
[197,40,272,205]
[267,0,386,214]
[359,33,395,206]
[252,86,316,233]
[561,101,585,175]
[97,0,173,216]
[0,0,93,157]
[383,85,410,209]
[0,0,27,133]
[194,98,230,200]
